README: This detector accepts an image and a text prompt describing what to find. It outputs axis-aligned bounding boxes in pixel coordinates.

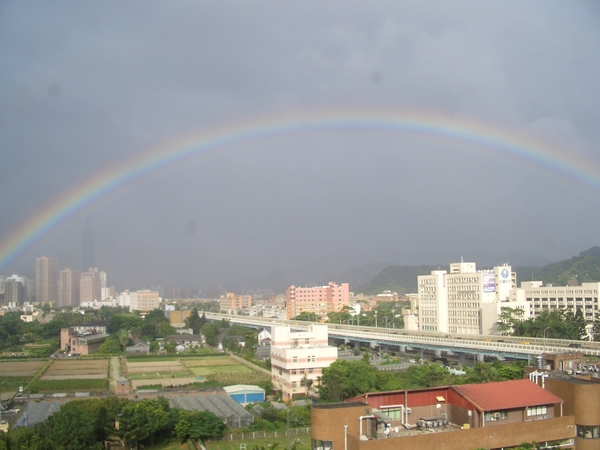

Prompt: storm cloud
[1,1,599,291]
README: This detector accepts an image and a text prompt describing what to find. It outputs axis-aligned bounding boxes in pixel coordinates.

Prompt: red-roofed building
[312,379,575,450]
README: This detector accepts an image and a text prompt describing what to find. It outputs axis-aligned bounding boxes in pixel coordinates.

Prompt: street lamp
[374,311,378,328]
[543,326,551,355]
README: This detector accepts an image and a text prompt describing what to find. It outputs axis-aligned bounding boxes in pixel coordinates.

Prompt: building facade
[417,262,515,334]
[286,282,350,320]
[509,281,600,334]
[219,292,252,313]
[35,256,58,305]
[270,324,337,400]
[58,269,81,308]
[80,269,102,303]
[312,380,575,450]
[4,276,25,306]
[129,290,161,313]
[528,357,600,450]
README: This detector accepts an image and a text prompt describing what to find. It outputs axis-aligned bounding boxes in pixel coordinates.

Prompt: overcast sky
[1,1,600,292]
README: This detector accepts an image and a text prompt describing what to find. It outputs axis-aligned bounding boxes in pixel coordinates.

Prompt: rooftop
[452,379,563,411]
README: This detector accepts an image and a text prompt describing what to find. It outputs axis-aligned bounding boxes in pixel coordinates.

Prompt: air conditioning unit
[492,412,501,419]
[406,408,412,414]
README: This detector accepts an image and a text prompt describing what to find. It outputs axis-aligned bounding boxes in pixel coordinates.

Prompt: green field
[126,356,178,362]
[188,365,251,376]
[0,376,31,392]
[205,435,310,450]
[28,378,108,392]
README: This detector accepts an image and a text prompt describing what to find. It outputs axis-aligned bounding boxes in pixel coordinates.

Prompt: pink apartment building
[285,282,349,320]
[270,324,338,400]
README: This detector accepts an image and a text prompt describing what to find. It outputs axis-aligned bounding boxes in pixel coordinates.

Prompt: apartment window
[305,339,310,345]
[577,425,600,439]
[292,381,297,388]
[312,439,332,450]
[307,355,316,362]
[308,369,314,374]
[291,370,296,375]
[292,356,298,363]
[485,411,508,421]
[527,405,547,417]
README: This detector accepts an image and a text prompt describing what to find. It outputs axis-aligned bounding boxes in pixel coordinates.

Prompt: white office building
[417,262,515,335]
[507,281,599,336]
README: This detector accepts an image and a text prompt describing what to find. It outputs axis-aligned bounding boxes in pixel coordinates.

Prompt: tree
[292,312,320,322]
[201,322,220,346]
[175,410,225,442]
[135,398,170,446]
[38,402,103,450]
[185,308,204,334]
[97,335,122,354]
[497,307,525,335]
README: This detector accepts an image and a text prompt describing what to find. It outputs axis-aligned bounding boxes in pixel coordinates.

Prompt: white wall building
[417,262,515,335]
[505,281,600,336]
[129,290,161,313]
[270,324,337,400]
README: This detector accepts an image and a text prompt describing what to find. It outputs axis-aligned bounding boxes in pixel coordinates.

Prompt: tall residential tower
[35,256,58,305]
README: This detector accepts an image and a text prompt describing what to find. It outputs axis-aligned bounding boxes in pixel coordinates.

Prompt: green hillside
[531,247,600,286]
[356,248,600,296]
[355,265,439,295]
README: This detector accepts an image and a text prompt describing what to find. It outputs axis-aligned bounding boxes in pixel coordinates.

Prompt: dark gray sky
[1,1,600,292]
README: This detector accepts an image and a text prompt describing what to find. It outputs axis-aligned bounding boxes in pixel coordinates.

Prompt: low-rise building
[312,379,575,450]
[60,327,109,355]
[270,324,337,400]
[528,355,600,450]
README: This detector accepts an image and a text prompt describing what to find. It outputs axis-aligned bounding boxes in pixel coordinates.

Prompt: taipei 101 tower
[82,217,95,271]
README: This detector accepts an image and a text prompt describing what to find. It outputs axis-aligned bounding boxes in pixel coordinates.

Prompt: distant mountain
[355,265,439,295]
[529,246,600,286]
[355,247,600,295]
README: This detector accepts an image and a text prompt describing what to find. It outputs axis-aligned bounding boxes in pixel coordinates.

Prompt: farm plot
[0,361,46,392]
[125,360,192,379]
[40,359,109,380]
[0,361,45,377]
[181,357,270,387]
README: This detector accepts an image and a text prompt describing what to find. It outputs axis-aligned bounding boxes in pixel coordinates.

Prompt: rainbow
[0,108,597,273]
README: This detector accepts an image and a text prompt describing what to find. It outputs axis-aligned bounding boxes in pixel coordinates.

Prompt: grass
[28,378,107,392]
[205,435,311,450]
[0,376,31,392]
[125,356,178,362]
[145,440,189,450]
[189,365,251,376]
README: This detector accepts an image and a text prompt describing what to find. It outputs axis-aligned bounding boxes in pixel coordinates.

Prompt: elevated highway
[204,312,600,361]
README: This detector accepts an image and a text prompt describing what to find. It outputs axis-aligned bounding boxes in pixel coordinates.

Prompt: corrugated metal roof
[451,379,563,412]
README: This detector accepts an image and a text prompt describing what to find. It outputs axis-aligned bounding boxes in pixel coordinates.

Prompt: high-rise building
[5,277,24,306]
[417,262,515,335]
[59,269,81,308]
[80,268,102,303]
[36,256,58,305]
[82,217,95,272]
[285,282,350,320]
[220,292,252,313]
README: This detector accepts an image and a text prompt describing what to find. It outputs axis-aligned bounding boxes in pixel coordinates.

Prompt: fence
[215,427,311,442]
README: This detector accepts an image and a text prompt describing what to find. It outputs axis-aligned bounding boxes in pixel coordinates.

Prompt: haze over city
[1,1,600,291]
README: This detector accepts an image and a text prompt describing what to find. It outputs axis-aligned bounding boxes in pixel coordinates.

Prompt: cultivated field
[181,356,270,387]
[0,361,45,377]
[40,359,109,380]
[125,360,192,379]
